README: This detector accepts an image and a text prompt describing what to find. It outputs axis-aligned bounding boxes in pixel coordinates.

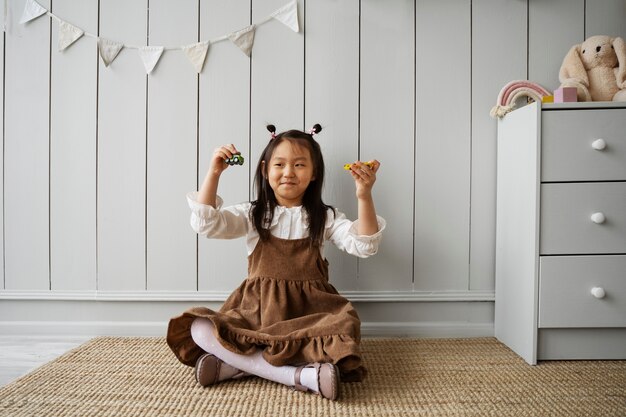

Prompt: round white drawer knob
[590,212,606,224]
[591,287,606,299]
[591,138,607,150]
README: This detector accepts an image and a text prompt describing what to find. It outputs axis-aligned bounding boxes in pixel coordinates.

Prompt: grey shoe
[294,362,341,401]
[194,353,248,387]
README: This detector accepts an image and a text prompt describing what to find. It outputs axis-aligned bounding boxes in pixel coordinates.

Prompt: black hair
[250,124,334,246]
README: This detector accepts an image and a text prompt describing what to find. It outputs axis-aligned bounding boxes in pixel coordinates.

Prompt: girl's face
[265,140,316,208]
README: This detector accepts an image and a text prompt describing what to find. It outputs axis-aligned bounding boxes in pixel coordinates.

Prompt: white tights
[190,318,319,392]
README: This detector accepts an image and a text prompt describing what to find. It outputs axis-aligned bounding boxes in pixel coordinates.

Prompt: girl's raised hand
[347,160,380,200]
[210,144,240,176]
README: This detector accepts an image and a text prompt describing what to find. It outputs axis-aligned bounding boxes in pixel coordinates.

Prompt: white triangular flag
[20,0,47,24]
[98,38,124,67]
[58,21,84,51]
[138,46,164,74]
[182,41,210,73]
[271,0,299,33]
[229,24,256,57]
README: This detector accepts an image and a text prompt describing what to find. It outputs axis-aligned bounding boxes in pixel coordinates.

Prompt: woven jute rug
[0,337,624,417]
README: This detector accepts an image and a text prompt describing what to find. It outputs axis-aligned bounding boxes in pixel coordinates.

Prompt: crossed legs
[190,318,320,392]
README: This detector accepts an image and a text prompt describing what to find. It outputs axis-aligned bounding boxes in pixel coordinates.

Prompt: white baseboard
[0,320,493,338]
[361,322,493,338]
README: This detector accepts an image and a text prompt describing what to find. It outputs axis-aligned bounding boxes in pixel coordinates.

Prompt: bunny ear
[613,37,626,88]
[559,44,589,87]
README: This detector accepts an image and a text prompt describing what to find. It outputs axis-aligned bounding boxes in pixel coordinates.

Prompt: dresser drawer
[539,255,626,328]
[541,109,626,182]
[540,182,626,255]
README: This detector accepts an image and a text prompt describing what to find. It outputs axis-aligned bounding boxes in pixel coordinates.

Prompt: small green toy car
[225,153,244,166]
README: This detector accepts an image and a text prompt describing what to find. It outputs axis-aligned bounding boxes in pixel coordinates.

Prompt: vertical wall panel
[586,1,626,40]
[4,0,50,290]
[470,0,527,290]
[198,0,251,292]
[305,0,359,291]
[146,0,197,291]
[250,0,304,176]
[415,0,471,291]
[98,0,147,291]
[0,0,5,289]
[528,0,584,90]
[359,0,413,292]
[50,0,98,290]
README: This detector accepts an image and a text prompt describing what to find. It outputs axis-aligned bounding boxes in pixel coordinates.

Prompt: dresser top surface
[542,102,626,111]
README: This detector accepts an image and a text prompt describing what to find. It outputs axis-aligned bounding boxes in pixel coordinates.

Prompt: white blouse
[187,192,386,258]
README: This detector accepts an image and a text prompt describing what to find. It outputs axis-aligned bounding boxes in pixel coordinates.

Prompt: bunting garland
[18,0,300,74]
[182,41,210,74]
[20,0,47,24]
[228,25,256,57]
[58,21,84,51]
[270,0,299,33]
[138,46,164,74]
[98,38,124,68]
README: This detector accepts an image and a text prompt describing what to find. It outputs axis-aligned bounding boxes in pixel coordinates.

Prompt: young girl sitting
[167,124,385,401]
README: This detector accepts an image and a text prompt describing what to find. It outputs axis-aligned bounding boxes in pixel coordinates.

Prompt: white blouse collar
[266,204,303,227]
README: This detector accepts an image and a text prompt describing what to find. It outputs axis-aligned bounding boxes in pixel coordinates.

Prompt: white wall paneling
[469,0,527,290]
[4,0,51,290]
[528,0,584,91]
[0,0,5,289]
[97,0,148,291]
[304,0,359,291]
[198,0,251,292]
[146,0,197,291]
[3,0,626,337]
[359,0,414,292]
[415,0,470,291]
[50,0,98,291]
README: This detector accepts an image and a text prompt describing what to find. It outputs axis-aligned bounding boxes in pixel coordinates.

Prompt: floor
[0,336,91,387]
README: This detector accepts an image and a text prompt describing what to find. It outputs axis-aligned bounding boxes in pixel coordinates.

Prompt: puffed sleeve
[187,191,249,239]
[325,208,386,258]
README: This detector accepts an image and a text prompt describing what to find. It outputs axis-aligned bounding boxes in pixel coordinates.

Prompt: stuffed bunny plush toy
[559,35,626,102]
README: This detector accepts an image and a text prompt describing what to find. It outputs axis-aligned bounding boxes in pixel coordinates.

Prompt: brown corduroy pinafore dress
[166,234,367,382]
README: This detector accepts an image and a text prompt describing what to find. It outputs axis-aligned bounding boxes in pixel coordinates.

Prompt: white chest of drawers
[495,101,626,365]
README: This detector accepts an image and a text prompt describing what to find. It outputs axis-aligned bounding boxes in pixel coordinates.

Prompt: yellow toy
[343,161,374,170]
